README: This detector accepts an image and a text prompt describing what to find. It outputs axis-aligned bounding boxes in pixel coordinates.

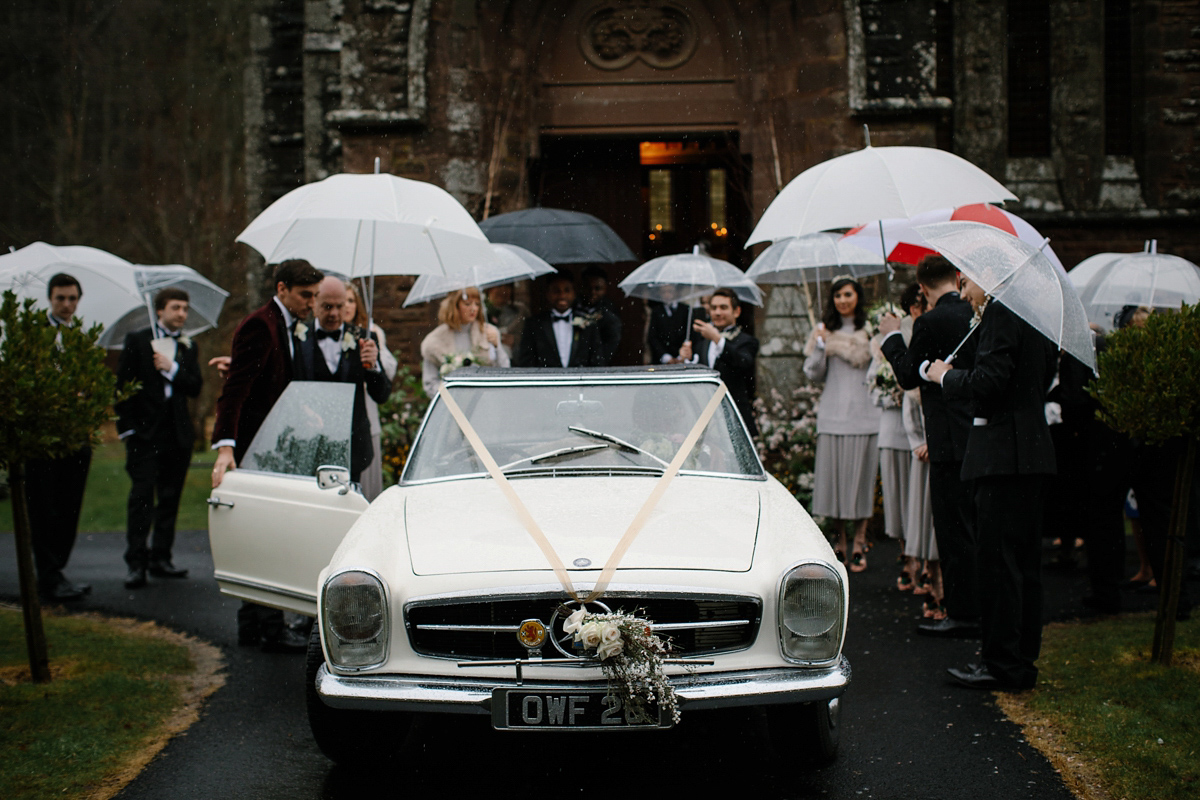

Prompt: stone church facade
[245,0,1200,393]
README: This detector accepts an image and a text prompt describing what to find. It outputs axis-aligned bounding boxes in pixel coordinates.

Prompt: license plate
[492,688,669,730]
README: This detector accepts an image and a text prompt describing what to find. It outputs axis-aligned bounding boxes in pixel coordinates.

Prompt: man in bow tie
[115,288,202,589]
[211,259,322,652]
[515,272,602,368]
[293,276,392,482]
[677,288,759,436]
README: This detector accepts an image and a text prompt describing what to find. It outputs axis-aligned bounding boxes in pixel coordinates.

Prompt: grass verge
[1,442,216,533]
[995,613,1198,800]
[0,605,225,800]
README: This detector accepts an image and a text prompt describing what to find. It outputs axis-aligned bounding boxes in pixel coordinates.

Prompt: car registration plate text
[493,688,668,730]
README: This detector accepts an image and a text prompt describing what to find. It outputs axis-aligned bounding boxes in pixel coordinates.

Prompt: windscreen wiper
[568,425,671,468]
[498,444,607,472]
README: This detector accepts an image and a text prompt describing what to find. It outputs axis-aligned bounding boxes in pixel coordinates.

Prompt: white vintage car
[209,366,849,766]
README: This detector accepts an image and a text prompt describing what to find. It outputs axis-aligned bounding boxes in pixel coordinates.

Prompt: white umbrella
[1068,241,1200,331]
[402,244,556,307]
[915,221,1096,372]
[0,242,140,329]
[747,142,1017,245]
[97,265,231,348]
[236,171,495,316]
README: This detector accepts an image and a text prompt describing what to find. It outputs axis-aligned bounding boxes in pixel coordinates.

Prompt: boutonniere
[571,315,592,329]
[177,335,192,349]
[970,297,991,329]
[340,331,357,352]
[720,325,742,342]
[294,321,308,342]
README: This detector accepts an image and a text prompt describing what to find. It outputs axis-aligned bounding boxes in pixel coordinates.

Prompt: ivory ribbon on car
[436,383,728,604]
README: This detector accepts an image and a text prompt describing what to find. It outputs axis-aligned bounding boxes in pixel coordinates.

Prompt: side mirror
[316,465,352,495]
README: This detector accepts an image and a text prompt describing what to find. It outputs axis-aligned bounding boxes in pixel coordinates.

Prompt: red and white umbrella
[841,203,1066,274]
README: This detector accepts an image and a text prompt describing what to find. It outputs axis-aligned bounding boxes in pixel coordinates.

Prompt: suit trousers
[974,474,1046,688]
[1130,440,1192,615]
[124,430,193,568]
[25,447,92,587]
[928,460,979,621]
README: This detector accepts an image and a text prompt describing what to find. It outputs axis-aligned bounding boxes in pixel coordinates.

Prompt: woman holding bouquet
[804,277,881,572]
[420,287,509,397]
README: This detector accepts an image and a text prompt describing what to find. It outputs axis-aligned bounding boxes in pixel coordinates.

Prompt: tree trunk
[9,461,52,683]
[1151,436,1196,665]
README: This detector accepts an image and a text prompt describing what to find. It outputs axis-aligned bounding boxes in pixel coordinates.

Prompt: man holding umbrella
[927,278,1058,691]
[678,288,759,436]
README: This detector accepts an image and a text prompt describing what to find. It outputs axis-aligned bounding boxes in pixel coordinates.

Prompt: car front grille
[405,592,763,661]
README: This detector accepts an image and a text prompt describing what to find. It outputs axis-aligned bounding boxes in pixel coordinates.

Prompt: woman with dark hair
[804,277,880,572]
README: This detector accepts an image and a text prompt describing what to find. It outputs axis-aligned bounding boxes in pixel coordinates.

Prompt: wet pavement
[0,528,1164,799]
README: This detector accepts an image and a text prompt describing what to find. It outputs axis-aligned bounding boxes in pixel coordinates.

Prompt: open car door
[208,382,369,616]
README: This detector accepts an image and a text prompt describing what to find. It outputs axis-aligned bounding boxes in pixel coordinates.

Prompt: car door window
[242,381,355,476]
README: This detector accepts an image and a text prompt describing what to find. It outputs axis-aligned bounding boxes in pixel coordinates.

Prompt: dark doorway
[530,133,751,365]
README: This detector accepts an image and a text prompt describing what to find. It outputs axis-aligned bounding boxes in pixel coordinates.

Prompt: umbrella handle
[944,323,980,364]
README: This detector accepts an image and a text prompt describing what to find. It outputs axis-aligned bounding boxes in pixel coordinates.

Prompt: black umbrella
[479,208,636,265]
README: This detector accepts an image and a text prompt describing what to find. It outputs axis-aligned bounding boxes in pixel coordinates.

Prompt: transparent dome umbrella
[1067,241,1200,332]
[619,247,762,331]
[745,233,885,323]
[402,244,556,307]
[478,208,636,265]
[915,221,1096,372]
[97,264,231,348]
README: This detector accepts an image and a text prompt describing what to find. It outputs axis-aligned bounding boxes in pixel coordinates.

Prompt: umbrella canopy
[97,265,231,348]
[236,173,494,279]
[479,208,636,264]
[915,221,1095,372]
[840,203,1066,272]
[747,145,1017,245]
[618,250,763,306]
[402,244,556,307]
[1068,242,1200,331]
[745,233,885,285]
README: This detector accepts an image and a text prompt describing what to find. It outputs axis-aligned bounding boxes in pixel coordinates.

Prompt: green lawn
[1,442,216,533]
[1019,614,1199,800]
[0,606,193,799]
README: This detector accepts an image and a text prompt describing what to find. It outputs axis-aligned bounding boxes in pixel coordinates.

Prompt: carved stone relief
[578,1,698,71]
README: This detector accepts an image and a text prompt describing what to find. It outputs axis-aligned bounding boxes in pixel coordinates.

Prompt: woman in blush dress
[420,286,509,398]
[804,277,881,572]
[344,281,398,500]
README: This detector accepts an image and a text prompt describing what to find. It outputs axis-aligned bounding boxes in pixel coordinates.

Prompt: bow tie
[315,327,342,341]
[551,312,572,322]
[158,329,179,339]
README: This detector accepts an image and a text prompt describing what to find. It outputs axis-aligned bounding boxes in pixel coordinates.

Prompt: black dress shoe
[947,664,1032,692]
[148,559,188,578]
[260,627,309,653]
[41,577,87,602]
[917,617,981,638]
[124,568,148,589]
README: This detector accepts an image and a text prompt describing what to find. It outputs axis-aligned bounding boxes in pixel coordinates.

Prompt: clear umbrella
[1068,241,1200,331]
[97,265,231,348]
[402,244,556,307]
[618,247,762,331]
[915,221,1095,372]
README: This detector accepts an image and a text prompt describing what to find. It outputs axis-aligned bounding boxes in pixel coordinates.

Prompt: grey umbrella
[478,208,636,265]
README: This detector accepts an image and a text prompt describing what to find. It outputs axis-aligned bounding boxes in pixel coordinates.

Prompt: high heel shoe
[850,550,868,573]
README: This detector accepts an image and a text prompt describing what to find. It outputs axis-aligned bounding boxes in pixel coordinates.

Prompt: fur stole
[804,325,873,368]
[420,321,499,366]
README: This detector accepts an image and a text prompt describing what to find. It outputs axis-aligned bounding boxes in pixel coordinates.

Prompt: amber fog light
[322,570,388,669]
[517,619,547,649]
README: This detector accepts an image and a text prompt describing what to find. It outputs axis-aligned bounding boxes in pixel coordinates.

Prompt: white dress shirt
[315,325,344,374]
[551,310,573,367]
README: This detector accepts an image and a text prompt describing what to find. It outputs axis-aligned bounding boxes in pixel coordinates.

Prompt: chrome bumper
[316,657,851,715]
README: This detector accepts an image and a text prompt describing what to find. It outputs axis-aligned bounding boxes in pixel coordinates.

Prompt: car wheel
[765,697,840,767]
[305,626,412,766]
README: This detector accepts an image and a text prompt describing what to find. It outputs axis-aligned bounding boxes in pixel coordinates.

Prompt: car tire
[765,697,840,767]
[305,626,412,766]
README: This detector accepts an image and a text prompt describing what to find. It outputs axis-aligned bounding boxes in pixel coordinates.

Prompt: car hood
[403,476,762,575]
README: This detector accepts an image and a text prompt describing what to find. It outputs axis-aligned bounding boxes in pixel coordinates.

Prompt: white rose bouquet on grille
[562,607,681,723]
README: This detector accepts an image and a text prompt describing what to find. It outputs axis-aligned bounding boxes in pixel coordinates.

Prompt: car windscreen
[403,381,762,482]
[242,381,355,476]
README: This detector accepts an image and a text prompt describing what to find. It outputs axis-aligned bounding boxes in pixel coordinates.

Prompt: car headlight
[322,570,388,669]
[777,562,844,664]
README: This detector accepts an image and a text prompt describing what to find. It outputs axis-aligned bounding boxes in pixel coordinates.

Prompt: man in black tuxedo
[879,255,981,638]
[115,289,203,589]
[577,266,623,366]
[647,284,705,364]
[27,273,94,601]
[678,288,758,436]
[515,272,602,368]
[928,278,1058,691]
[294,277,392,482]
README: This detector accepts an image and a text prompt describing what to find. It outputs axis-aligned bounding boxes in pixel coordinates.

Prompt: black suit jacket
[688,327,759,436]
[880,292,977,462]
[294,325,393,478]
[575,299,623,366]
[647,302,706,363]
[115,328,203,450]
[941,303,1058,480]
[514,311,602,368]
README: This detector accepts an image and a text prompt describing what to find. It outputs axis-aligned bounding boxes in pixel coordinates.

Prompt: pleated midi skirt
[903,458,938,561]
[812,433,879,519]
[879,447,911,539]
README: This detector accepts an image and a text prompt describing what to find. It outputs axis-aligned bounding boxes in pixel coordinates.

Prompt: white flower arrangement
[293,321,308,342]
[571,314,595,329]
[563,607,681,724]
[340,330,357,352]
[177,335,192,349]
